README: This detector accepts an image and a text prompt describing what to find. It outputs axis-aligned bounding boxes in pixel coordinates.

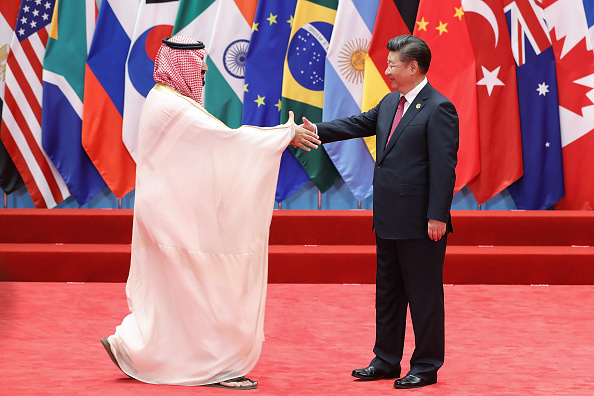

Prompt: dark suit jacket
[316,82,459,240]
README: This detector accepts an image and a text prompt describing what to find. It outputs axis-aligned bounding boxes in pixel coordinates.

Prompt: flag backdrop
[281,0,341,193]
[361,0,420,160]
[463,0,524,204]
[2,0,594,209]
[42,0,105,205]
[242,0,311,203]
[204,0,257,128]
[81,0,138,199]
[544,0,594,210]
[504,0,564,210]
[415,0,480,194]
[0,0,24,194]
[122,0,179,161]
[1,0,71,208]
[172,0,218,46]
[322,0,379,201]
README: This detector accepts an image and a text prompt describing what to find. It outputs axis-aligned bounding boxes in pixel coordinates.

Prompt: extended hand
[288,111,320,151]
[428,219,446,241]
[300,116,317,133]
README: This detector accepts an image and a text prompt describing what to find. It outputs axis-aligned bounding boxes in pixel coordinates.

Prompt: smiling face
[385,51,416,94]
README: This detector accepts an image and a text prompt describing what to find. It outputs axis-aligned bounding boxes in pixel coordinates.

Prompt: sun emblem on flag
[337,38,369,85]
[0,45,8,83]
[224,39,250,79]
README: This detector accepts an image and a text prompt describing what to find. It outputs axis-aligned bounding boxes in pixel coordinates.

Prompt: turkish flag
[464,0,523,204]
[415,0,480,193]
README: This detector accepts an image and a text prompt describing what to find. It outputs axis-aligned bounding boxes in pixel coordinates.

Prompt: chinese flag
[464,0,523,204]
[415,0,479,193]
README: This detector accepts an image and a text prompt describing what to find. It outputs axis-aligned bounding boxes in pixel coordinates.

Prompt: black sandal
[205,376,258,390]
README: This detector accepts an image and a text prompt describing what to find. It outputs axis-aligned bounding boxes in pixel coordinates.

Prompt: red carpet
[1,209,594,284]
[1,282,593,395]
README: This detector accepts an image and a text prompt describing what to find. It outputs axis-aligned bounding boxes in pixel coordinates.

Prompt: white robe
[108,83,294,385]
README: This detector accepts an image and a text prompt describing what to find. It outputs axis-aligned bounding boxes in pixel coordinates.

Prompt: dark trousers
[370,233,447,380]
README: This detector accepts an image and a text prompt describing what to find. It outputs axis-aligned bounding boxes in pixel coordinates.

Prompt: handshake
[287,110,321,151]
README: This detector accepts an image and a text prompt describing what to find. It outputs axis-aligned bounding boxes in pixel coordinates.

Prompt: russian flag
[81,0,138,199]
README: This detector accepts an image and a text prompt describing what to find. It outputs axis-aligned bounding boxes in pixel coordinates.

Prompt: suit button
[377,165,382,170]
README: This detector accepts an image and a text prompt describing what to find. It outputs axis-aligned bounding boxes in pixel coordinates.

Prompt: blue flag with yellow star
[243,0,311,202]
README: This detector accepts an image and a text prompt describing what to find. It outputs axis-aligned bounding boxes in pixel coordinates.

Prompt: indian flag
[203,0,257,128]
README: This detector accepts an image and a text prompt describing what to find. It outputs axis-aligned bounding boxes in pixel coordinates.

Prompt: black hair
[386,35,431,74]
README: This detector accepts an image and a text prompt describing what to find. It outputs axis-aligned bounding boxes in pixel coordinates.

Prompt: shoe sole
[100,337,133,379]
[204,383,258,390]
[204,377,258,390]
[352,373,399,380]
[393,380,437,389]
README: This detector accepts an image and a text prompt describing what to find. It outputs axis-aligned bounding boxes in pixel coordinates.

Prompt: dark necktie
[385,95,406,147]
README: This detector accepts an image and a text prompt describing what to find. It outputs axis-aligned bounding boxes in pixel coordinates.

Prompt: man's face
[201,55,208,85]
[385,51,412,93]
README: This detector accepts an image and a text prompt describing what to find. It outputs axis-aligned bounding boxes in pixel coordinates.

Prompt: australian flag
[504,1,564,210]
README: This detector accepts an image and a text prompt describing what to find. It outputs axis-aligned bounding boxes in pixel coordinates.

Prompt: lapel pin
[416,103,421,109]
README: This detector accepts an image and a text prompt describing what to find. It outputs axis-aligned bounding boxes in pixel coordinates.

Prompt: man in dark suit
[300,35,459,389]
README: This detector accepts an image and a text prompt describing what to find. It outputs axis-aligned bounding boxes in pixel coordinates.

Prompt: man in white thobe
[100,35,319,390]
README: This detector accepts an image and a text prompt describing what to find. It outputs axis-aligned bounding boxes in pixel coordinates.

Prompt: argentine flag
[322,0,379,201]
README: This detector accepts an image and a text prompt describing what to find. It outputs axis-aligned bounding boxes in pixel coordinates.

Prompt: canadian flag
[543,0,594,210]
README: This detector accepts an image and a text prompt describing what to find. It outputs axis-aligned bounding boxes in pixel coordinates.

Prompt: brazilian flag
[280,0,341,193]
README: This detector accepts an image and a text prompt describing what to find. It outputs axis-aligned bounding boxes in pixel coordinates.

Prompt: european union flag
[243,0,310,202]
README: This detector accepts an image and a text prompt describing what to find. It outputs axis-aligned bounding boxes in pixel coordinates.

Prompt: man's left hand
[428,219,446,241]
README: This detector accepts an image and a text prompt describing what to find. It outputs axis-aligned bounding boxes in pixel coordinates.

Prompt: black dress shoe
[352,365,399,380]
[394,374,437,389]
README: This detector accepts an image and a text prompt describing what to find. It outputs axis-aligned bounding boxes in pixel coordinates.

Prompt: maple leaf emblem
[549,30,594,117]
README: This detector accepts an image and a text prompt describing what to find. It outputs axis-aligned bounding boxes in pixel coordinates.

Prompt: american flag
[0,0,69,208]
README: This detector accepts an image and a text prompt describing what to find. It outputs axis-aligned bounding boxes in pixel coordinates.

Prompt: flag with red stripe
[81,0,138,199]
[544,0,594,210]
[0,0,24,194]
[361,0,419,160]
[1,0,70,208]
